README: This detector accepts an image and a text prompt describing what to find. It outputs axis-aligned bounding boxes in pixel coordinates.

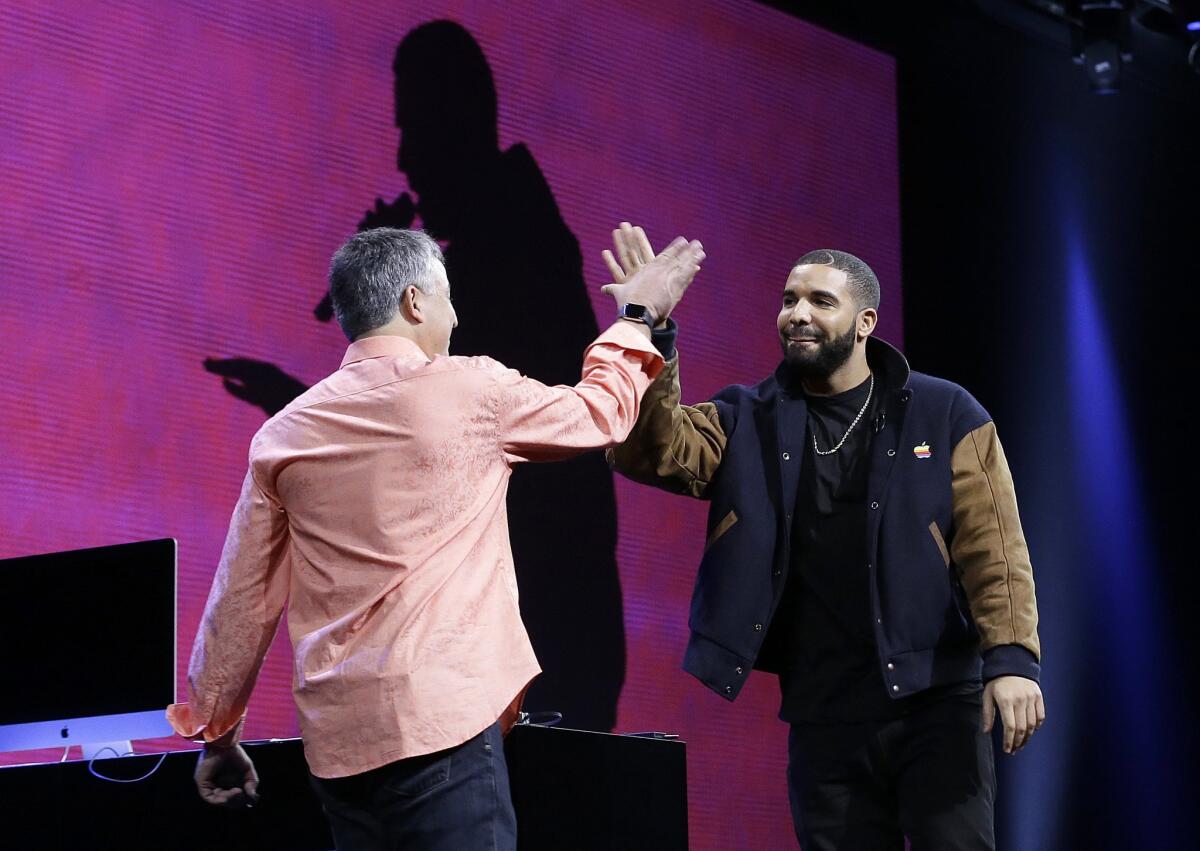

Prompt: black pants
[309,722,516,851]
[787,694,995,851]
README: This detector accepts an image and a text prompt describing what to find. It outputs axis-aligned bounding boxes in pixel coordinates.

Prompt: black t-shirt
[764,372,979,724]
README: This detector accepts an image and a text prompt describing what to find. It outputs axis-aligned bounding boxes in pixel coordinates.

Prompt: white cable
[86,747,169,783]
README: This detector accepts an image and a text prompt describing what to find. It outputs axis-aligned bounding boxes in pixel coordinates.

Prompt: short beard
[781,323,858,379]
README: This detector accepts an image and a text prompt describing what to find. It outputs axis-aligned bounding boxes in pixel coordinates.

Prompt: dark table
[0,724,687,850]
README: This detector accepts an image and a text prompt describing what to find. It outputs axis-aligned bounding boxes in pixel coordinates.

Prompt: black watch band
[618,302,655,331]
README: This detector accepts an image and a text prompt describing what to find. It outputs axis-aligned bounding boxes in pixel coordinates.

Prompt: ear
[857,307,878,340]
[399,285,425,324]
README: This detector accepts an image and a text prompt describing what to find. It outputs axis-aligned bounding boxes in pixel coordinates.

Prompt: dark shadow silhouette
[206,20,625,731]
[203,357,307,417]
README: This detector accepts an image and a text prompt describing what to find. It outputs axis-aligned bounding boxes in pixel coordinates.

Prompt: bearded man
[607,226,1044,851]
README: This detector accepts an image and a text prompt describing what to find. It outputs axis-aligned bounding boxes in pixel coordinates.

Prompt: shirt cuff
[166,703,246,748]
[651,318,679,360]
[981,644,1041,683]
[593,318,666,366]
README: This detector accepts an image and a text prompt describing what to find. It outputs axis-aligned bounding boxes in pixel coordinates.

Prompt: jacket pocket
[705,509,739,550]
[928,520,950,568]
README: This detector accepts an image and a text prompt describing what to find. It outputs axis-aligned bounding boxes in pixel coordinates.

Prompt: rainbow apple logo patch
[913,442,932,459]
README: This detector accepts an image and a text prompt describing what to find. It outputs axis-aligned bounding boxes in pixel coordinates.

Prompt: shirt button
[892,685,900,693]
[887,449,896,457]
[782,452,790,460]
[754,623,763,631]
[887,662,895,671]
[870,501,879,510]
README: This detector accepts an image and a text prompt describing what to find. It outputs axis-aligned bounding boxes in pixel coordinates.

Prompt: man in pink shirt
[167,226,704,850]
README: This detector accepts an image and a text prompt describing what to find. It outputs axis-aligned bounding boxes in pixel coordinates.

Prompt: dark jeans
[309,722,516,851]
[787,694,995,851]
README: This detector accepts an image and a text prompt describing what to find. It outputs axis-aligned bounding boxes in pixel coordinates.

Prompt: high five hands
[601,222,702,326]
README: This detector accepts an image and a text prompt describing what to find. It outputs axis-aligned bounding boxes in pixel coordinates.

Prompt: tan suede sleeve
[606,356,727,499]
[949,421,1041,658]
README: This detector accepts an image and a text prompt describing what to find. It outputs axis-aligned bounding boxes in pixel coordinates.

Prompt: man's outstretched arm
[602,223,728,499]
[498,235,707,463]
[607,351,726,499]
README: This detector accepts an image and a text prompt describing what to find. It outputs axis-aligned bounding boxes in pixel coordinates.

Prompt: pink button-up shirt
[167,322,662,778]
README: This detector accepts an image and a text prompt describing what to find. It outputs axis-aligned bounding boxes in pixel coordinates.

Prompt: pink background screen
[0,1,901,847]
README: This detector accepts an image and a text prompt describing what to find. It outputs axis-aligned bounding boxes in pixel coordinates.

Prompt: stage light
[1069,1,1133,93]
[1165,0,1200,72]
[1082,37,1124,89]
[1171,0,1200,29]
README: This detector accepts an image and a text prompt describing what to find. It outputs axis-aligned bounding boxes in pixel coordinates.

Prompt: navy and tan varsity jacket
[609,327,1040,703]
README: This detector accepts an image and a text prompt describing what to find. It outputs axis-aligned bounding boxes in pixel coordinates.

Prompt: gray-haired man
[169,227,704,850]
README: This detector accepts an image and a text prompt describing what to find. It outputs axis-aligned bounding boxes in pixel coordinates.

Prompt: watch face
[622,303,648,319]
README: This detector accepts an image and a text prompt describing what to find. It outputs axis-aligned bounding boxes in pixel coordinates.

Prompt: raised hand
[601,221,656,284]
[601,230,704,325]
[203,357,309,417]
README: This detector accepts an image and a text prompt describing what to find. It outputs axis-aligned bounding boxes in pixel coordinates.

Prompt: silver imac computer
[0,538,177,759]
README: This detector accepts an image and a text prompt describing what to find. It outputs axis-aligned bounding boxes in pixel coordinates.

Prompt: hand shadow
[203,357,308,418]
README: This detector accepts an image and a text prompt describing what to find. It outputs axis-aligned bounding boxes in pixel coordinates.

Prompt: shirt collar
[340,335,431,369]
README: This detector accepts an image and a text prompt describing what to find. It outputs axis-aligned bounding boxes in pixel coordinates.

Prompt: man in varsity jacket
[605,224,1044,850]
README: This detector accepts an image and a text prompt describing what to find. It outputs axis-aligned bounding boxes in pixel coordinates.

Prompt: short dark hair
[328,228,445,341]
[794,249,880,311]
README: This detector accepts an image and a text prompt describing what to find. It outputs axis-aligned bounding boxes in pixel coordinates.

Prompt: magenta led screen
[0,1,900,847]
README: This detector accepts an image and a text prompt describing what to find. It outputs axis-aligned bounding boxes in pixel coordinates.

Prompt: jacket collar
[340,335,430,369]
[865,335,911,393]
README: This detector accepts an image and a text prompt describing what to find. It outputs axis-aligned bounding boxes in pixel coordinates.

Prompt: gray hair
[794,249,881,311]
[328,228,446,341]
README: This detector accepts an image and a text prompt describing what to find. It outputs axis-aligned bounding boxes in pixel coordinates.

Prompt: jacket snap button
[892,685,900,693]
[782,451,790,460]
[754,623,763,631]
[887,662,895,671]
[887,449,896,457]
[870,501,879,510]
[725,685,733,694]
[736,666,743,675]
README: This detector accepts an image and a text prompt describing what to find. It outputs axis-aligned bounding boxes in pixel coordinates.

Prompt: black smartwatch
[618,302,655,331]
